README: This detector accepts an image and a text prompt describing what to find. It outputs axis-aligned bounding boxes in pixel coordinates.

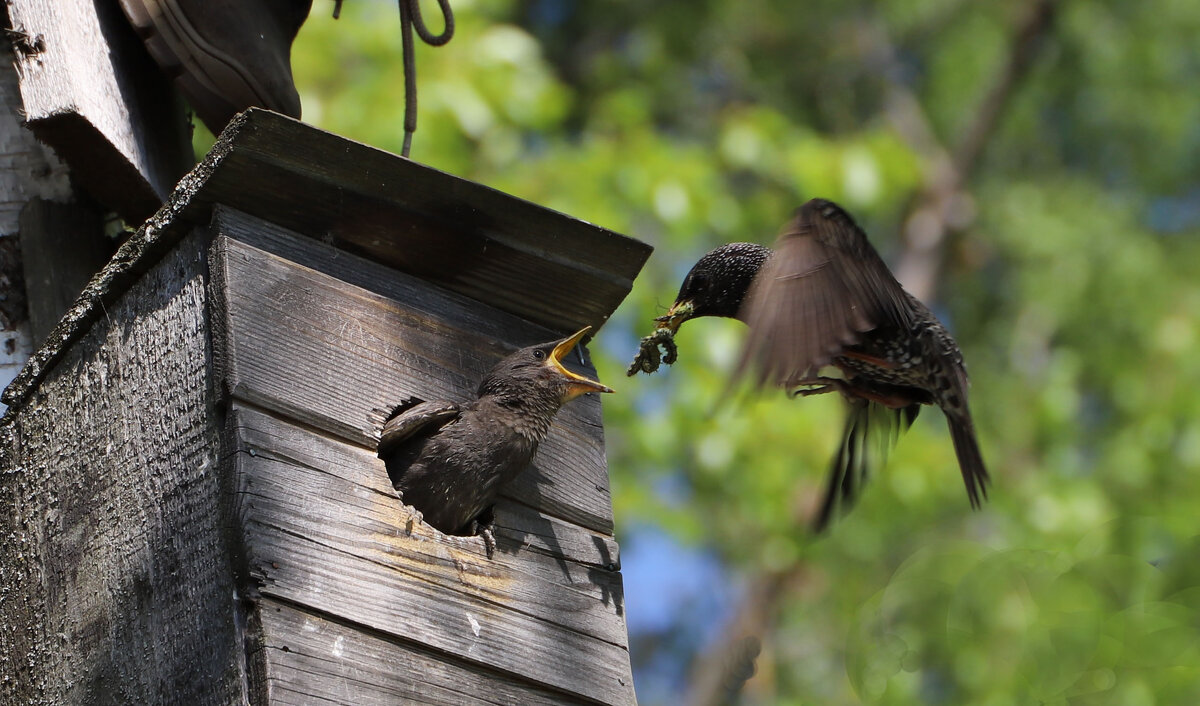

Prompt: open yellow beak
[653,300,694,334]
[547,326,615,398]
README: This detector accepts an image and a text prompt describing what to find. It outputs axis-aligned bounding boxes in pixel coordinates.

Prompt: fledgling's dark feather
[389,396,539,535]
[378,400,462,489]
[376,329,611,538]
[379,401,462,452]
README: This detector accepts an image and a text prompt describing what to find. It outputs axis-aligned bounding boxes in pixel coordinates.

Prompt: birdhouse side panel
[0,231,243,704]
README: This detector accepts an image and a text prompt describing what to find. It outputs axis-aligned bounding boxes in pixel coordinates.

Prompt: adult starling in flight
[377,327,614,555]
[645,198,988,529]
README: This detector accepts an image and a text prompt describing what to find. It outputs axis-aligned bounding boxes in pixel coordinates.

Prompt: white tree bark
[0,20,74,412]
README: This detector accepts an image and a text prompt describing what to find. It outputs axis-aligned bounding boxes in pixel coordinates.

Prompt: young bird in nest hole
[377,327,613,557]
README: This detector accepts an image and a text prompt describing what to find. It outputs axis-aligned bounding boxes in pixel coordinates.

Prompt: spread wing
[377,400,461,457]
[736,199,914,388]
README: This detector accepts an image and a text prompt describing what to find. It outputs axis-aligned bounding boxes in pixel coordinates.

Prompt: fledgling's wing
[737,199,915,388]
[377,400,461,456]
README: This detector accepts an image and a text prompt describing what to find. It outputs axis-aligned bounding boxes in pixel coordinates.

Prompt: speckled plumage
[377,330,611,538]
[670,242,771,320]
[664,198,989,529]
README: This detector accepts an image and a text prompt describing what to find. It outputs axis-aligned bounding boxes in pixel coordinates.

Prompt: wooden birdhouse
[0,109,651,705]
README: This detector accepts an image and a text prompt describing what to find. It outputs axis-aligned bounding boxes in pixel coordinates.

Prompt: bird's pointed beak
[548,326,615,398]
[654,300,694,333]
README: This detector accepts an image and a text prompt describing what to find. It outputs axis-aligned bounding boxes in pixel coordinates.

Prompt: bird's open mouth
[548,327,614,397]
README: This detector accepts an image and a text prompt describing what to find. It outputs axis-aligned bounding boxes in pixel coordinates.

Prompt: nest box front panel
[209,209,635,705]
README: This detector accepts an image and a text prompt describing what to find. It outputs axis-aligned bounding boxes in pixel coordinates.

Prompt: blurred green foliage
[271,0,1200,702]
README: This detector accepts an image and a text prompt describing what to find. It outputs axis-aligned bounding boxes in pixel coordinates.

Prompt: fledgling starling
[650,198,988,529]
[377,327,613,555]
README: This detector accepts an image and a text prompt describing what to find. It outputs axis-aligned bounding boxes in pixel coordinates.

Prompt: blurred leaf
[286,0,1200,702]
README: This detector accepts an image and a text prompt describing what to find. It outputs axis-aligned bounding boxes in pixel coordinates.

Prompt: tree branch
[892,0,1061,300]
[684,3,1061,703]
[685,566,800,706]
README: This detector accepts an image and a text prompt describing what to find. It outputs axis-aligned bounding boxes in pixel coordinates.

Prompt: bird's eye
[690,273,709,293]
[533,349,545,360]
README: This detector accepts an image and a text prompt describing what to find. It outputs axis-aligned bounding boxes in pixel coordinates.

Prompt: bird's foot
[791,376,923,410]
[405,508,423,536]
[787,377,849,398]
[469,507,498,559]
[480,525,497,560]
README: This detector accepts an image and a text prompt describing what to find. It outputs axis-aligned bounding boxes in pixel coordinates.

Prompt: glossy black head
[661,242,772,327]
[478,327,614,405]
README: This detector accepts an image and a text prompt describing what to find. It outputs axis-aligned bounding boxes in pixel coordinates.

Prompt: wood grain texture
[251,598,600,706]
[0,16,73,236]
[0,102,644,703]
[18,198,113,343]
[2,109,649,415]
[0,13,74,405]
[210,210,617,535]
[230,404,621,570]
[228,404,636,705]
[0,124,240,414]
[6,0,192,221]
[188,109,651,334]
[0,232,244,704]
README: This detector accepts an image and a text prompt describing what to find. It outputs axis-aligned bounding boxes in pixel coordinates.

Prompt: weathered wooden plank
[0,142,234,414]
[210,221,617,534]
[0,18,74,405]
[6,0,192,221]
[0,22,73,234]
[0,232,243,704]
[228,404,636,705]
[252,598,597,706]
[1,109,650,415]
[230,403,622,571]
[18,198,113,343]
[187,109,651,334]
[229,404,628,644]
[214,205,555,350]
[243,508,635,705]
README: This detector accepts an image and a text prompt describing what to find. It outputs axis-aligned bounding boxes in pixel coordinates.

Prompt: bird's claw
[405,508,423,536]
[787,377,848,399]
[467,519,497,559]
[480,526,497,560]
[468,509,498,559]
